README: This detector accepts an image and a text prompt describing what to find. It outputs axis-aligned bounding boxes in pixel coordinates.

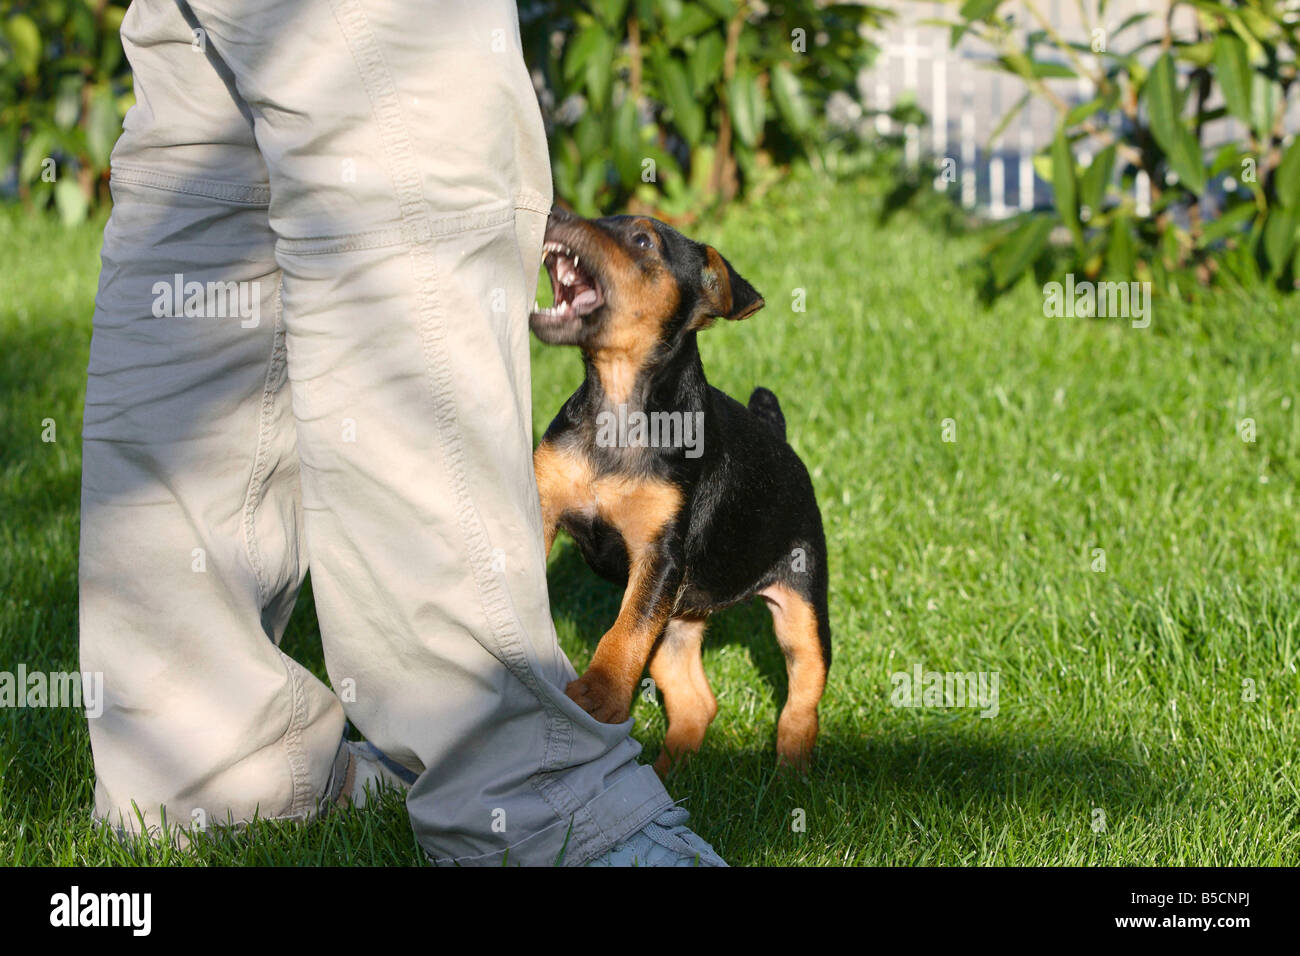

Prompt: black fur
[747,386,786,441]
[535,211,831,669]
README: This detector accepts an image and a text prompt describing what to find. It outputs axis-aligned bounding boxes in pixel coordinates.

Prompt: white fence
[864,0,1300,218]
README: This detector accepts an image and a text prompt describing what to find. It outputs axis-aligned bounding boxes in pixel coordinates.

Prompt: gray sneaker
[325,738,417,809]
[585,806,727,867]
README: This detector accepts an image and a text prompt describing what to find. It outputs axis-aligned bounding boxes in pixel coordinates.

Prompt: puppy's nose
[549,205,576,222]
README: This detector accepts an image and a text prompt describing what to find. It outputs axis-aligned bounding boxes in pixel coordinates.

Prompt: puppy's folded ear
[702,246,765,321]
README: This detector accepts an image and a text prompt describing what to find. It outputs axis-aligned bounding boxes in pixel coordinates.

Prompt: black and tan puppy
[530,207,830,772]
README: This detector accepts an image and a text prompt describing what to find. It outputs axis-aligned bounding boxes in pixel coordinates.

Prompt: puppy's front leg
[566,542,682,723]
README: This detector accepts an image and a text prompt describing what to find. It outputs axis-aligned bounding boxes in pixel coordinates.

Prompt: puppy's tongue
[570,285,600,311]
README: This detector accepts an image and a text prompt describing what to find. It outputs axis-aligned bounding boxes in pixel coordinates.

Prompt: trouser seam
[327,0,580,812]
[240,274,285,608]
[237,275,311,817]
[111,163,271,205]
[278,649,313,818]
[275,201,529,255]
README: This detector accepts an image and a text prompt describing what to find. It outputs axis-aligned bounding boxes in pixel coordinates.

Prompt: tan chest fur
[534,440,681,553]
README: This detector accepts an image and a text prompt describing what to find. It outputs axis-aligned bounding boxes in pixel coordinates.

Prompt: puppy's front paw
[566,668,631,724]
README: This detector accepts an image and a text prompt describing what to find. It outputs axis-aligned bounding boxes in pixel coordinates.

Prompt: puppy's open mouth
[531,240,604,331]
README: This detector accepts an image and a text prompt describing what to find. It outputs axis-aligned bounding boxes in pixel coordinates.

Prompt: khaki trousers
[79,0,671,865]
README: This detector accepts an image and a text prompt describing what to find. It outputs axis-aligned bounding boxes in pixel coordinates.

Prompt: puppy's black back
[672,386,830,663]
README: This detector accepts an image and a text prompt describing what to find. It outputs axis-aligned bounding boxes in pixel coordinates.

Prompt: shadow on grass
[545,540,1165,826]
[658,733,1165,866]
[677,732,1160,806]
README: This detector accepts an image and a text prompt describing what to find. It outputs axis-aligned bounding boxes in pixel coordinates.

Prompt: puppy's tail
[748,386,786,442]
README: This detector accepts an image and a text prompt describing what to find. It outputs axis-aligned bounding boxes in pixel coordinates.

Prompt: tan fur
[760,582,826,770]
[582,222,680,405]
[533,440,578,558]
[533,438,683,723]
[648,616,716,775]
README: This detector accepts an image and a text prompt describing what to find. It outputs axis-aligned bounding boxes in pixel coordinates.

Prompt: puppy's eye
[632,232,653,250]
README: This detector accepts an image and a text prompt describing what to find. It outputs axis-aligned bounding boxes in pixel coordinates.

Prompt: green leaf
[1248,74,1281,144]
[991,214,1053,290]
[727,70,765,148]
[611,98,641,186]
[655,53,704,145]
[1209,143,1245,177]
[85,85,121,170]
[104,5,128,32]
[1262,206,1298,277]
[552,145,579,204]
[564,23,608,83]
[664,6,717,46]
[1143,52,1183,149]
[572,112,605,159]
[987,91,1029,147]
[689,143,716,196]
[1052,126,1082,248]
[1065,96,1107,128]
[585,51,614,112]
[1159,220,1182,270]
[54,178,89,226]
[28,179,53,212]
[1179,41,1215,68]
[563,21,616,113]
[1108,11,1151,42]
[54,76,82,130]
[1144,53,1206,193]
[959,0,1003,21]
[640,143,681,191]
[1213,34,1251,126]
[1079,144,1115,216]
[1106,213,1135,280]
[18,128,53,184]
[5,14,41,76]
[997,54,1076,80]
[1196,202,1258,248]
[1033,151,1053,186]
[1275,137,1300,209]
[688,31,725,91]
[574,159,608,217]
[696,0,735,17]
[771,63,812,135]
[590,0,629,30]
[655,0,683,22]
[1224,9,1267,65]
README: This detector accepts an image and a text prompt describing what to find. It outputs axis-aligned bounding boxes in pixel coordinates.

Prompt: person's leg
[80,0,345,837]
[179,0,675,864]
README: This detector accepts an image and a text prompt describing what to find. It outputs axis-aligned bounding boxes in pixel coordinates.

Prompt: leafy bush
[521,0,887,217]
[1,2,132,224]
[947,0,1300,295]
[3,1,887,224]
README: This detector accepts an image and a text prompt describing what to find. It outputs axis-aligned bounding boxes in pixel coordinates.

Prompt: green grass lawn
[2,174,1297,865]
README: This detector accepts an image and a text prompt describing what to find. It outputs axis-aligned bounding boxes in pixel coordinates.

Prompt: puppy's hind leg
[760,582,829,771]
[648,616,717,775]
